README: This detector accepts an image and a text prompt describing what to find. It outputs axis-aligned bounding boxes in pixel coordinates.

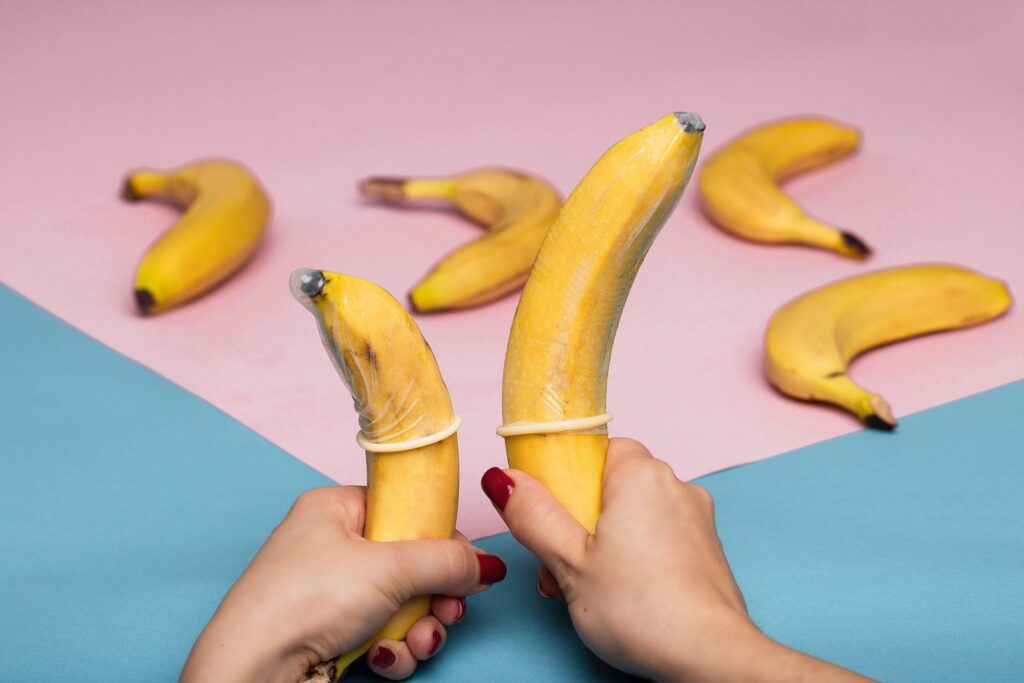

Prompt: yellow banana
[699,117,870,258]
[123,159,271,314]
[500,113,704,532]
[290,269,459,680]
[360,169,562,312]
[765,264,1012,429]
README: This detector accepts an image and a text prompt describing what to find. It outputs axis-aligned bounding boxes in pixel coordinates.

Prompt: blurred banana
[291,269,459,680]
[700,117,870,258]
[360,169,562,312]
[500,113,704,532]
[123,159,271,314]
[765,264,1012,428]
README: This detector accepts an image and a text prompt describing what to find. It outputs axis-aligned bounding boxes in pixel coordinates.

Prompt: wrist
[650,612,773,683]
[182,610,311,683]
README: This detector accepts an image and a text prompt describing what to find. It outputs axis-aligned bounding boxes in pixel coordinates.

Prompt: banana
[290,269,459,680]
[500,113,704,532]
[699,117,871,258]
[123,159,271,314]
[360,169,562,312]
[765,264,1012,429]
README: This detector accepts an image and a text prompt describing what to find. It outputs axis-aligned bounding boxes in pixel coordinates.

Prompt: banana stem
[359,177,458,204]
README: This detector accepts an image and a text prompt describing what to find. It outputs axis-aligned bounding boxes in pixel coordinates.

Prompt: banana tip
[121,178,141,201]
[864,414,897,431]
[134,288,155,314]
[674,112,705,133]
[289,269,327,306]
[864,395,896,431]
[840,231,872,259]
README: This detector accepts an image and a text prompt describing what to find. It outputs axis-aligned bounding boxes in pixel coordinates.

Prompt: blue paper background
[2,284,1022,681]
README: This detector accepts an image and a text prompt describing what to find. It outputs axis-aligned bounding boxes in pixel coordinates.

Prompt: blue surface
[1,283,1022,682]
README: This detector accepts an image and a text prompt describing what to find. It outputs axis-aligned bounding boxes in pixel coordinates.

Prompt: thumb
[389,538,506,599]
[481,467,588,577]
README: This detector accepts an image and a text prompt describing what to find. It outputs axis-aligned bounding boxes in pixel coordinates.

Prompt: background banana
[765,263,1012,429]
[290,269,459,681]
[501,113,704,532]
[700,117,870,258]
[123,159,271,314]
[360,169,562,312]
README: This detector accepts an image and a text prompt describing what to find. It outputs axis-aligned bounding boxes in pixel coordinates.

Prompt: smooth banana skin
[360,169,562,312]
[700,117,871,259]
[501,113,704,532]
[765,264,1012,429]
[123,159,271,314]
[290,269,458,681]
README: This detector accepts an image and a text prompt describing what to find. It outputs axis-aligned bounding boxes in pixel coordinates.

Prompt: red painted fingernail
[371,646,396,669]
[536,579,555,599]
[429,630,443,656]
[453,596,466,623]
[477,553,507,584]
[481,467,514,511]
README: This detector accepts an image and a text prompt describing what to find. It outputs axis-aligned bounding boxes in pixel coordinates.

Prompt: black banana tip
[841,231,872,259]
[121,178,141,201]
[864,414,897,432]
[135,288,156,314]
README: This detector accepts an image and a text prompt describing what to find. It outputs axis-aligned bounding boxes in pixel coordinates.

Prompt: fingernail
[428,630,442,657]
[481,467,514,511]
[477,553,507,584]
[453,596,466,623]
[371,646,396,669]
[536,579,555,599]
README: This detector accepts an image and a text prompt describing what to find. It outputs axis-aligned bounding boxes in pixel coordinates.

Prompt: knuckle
[608,437,649,457]
[688,483,715,511]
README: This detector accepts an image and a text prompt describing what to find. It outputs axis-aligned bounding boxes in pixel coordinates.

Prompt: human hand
[181,486,507,683]
[482,437,871,682]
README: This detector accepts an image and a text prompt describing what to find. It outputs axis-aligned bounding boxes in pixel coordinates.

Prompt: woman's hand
[482,437,871,682]
[182,486,506,683]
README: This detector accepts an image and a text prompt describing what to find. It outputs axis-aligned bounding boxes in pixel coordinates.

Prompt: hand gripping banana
[765,264,1012,429]
[699,117,871,258]
[122,159,271,314]
[360,169,562,312]
[290,269,459,681]
[500,113,704,532]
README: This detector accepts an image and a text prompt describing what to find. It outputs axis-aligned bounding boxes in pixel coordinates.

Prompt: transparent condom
[290,268,461,453]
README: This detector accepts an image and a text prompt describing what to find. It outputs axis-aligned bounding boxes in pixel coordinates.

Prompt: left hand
[181,486,507,682]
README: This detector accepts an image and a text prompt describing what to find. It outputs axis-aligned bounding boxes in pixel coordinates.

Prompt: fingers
[430,595,466,625]
[389,538,506,599]
[406,615,446,660]
[536,564,564,601]
[366,639,416,680]
[481,467,588,576]
[288,485,367,534]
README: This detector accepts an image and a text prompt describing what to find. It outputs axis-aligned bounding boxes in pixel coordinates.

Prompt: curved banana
[699,117,870,258]
[123,159,271,314]
[290,269,458,680]
[501,113,704,532]
[360,169,562,312]
[765,264,1012,429]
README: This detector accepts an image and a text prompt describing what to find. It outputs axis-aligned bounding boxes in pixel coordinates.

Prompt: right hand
[481,437,872,682]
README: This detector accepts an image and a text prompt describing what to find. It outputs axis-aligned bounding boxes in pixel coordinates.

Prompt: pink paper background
[2,1,1022,538]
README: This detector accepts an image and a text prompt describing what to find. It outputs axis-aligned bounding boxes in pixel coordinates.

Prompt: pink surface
[2,1,1022,538]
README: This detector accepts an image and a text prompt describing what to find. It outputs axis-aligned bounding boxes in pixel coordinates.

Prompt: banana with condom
[500,113,705,532]
[290,269,460,679]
